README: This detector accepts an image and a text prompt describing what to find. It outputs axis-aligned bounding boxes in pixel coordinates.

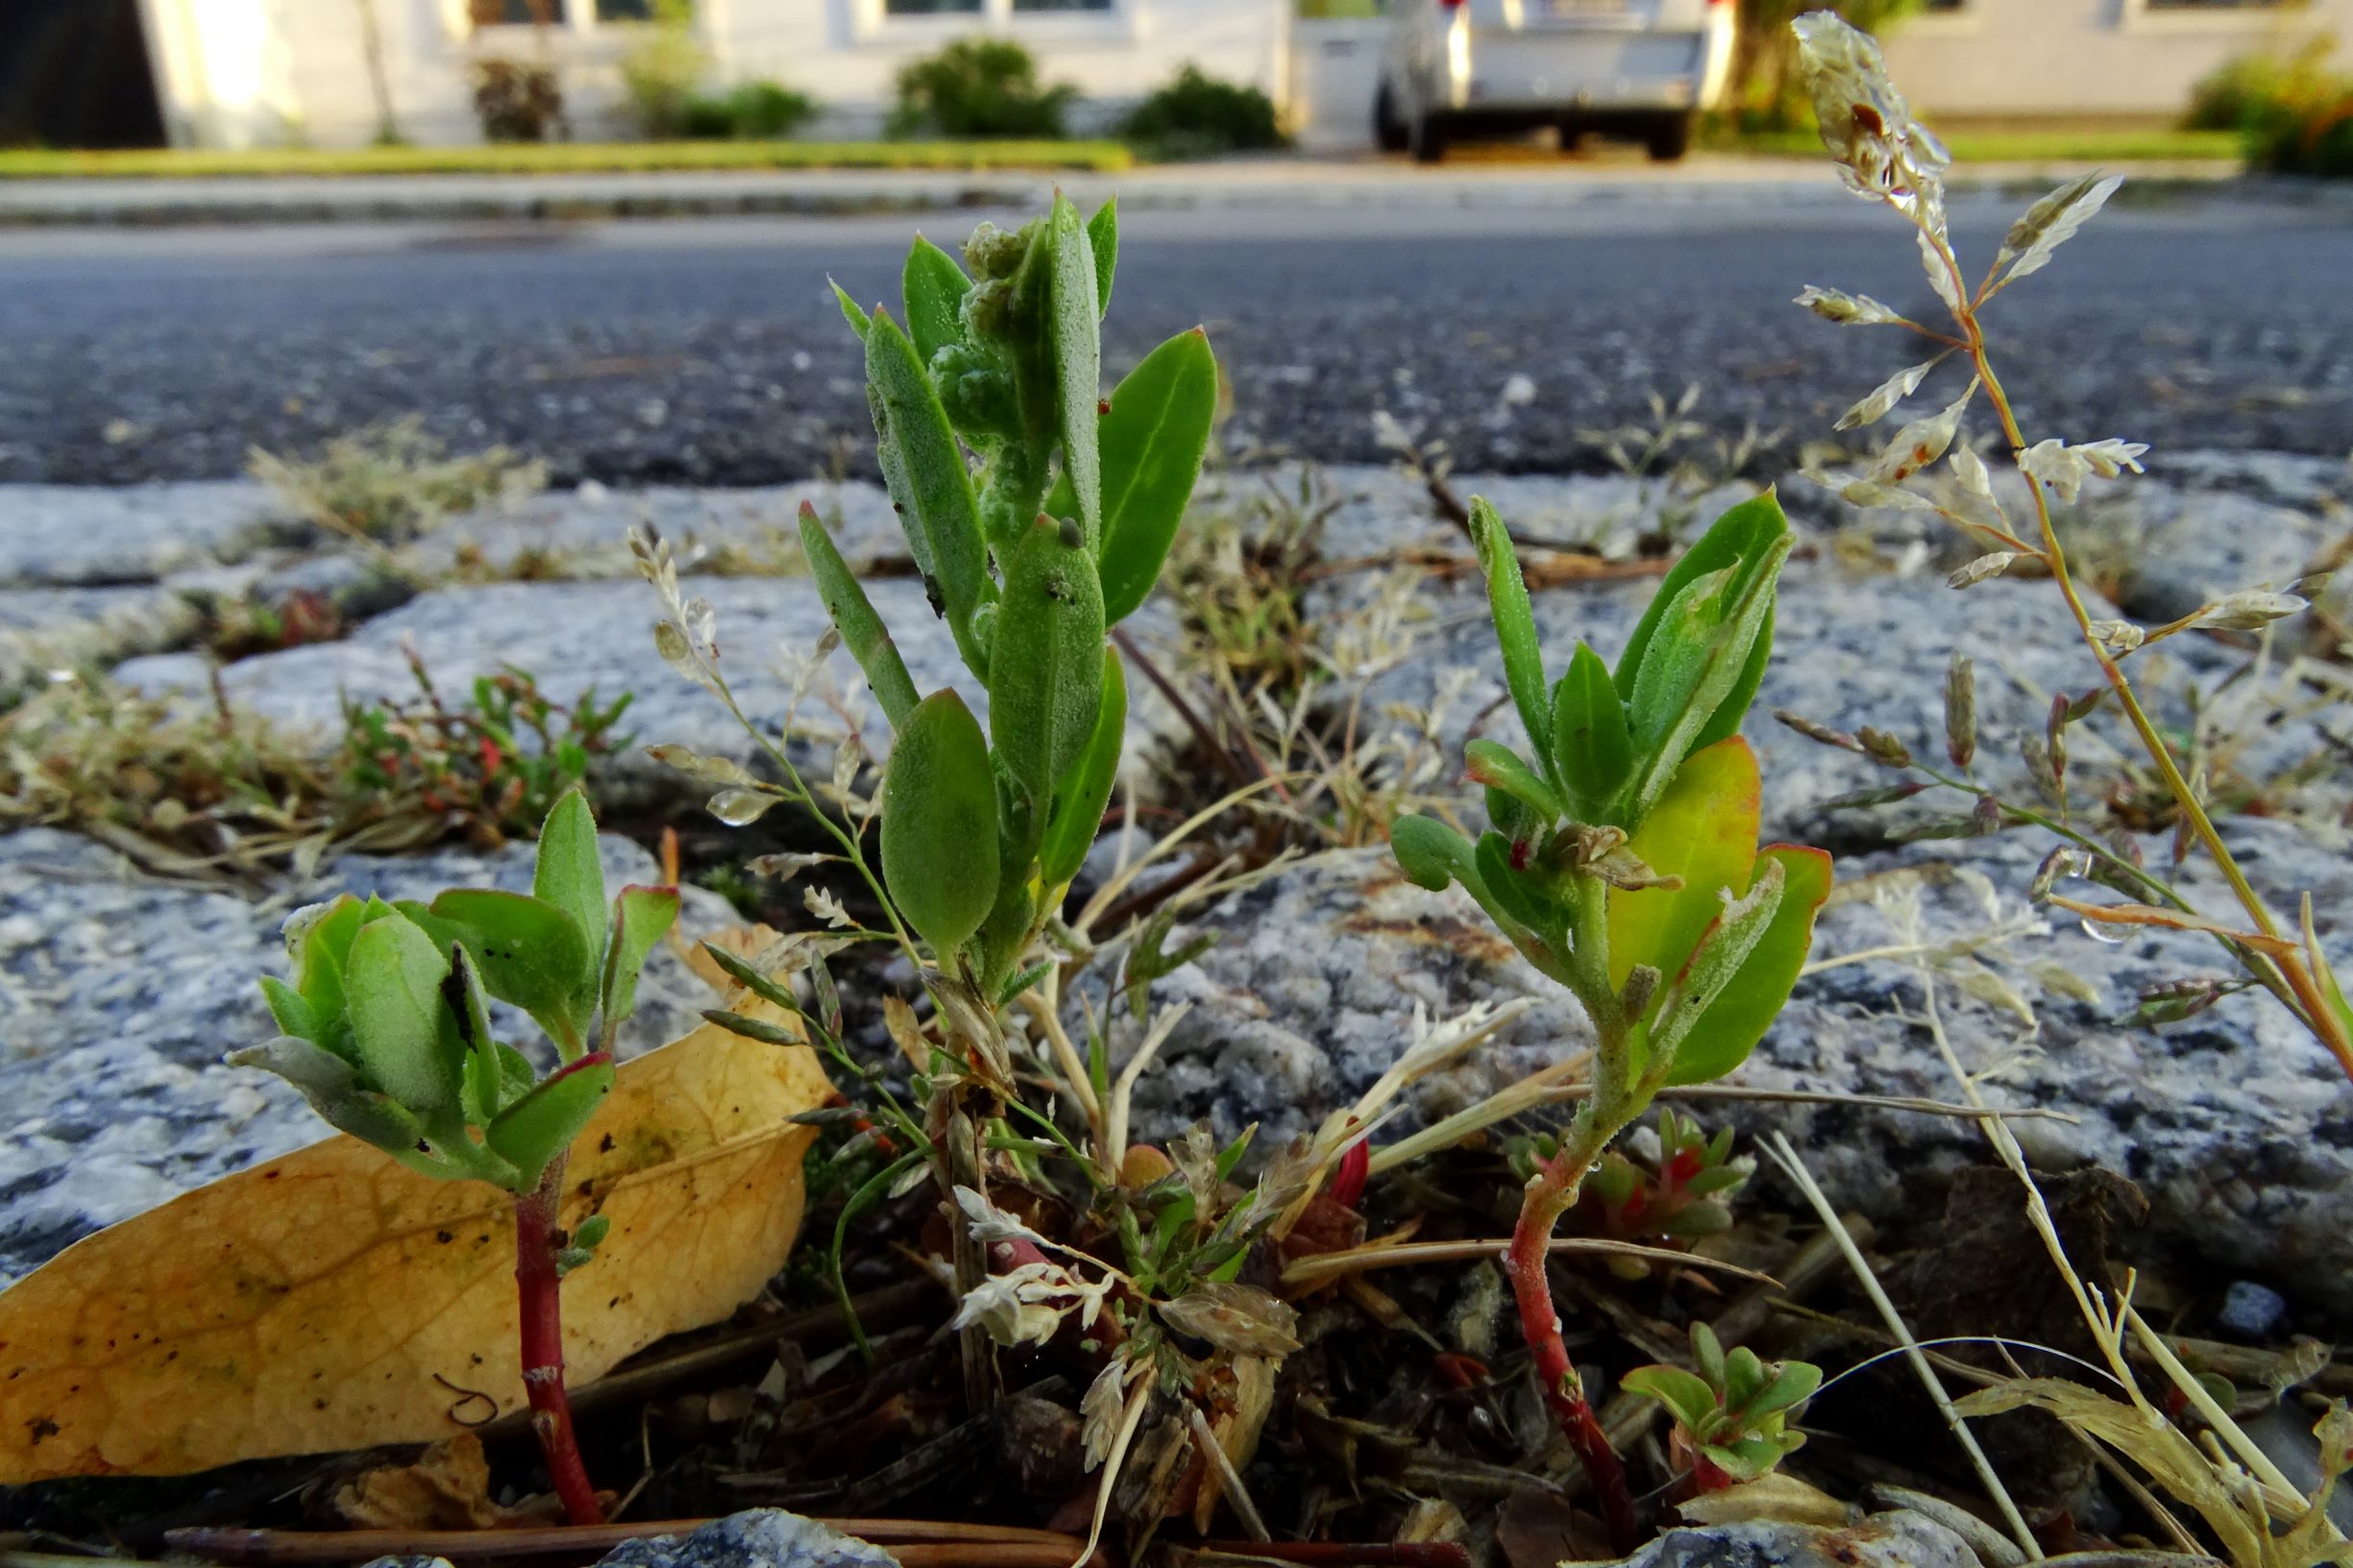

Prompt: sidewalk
[0,152,2251,228]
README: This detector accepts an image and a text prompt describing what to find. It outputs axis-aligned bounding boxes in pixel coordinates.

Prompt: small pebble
[2218,1280,2288,1342]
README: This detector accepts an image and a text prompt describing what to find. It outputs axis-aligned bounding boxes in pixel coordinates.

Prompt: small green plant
[1509,1108,1753,1273]
[250,416,546,546]
[338,651,633,851]
[1121,65,1286,159]
[619,0,711,138]
[1623,1322,1821,1493]
[1386,493,1831,1549]
[233,790,678,1526]
[891,38,1076,139]
[681,80,821,139]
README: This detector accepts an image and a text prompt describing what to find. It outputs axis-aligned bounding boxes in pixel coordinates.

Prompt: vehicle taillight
[1439,0,1465,9]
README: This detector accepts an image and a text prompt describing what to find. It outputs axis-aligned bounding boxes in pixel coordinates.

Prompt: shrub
[470,59,563,143]
[2182,39,2353,178]
[892,38,1076,139]
[681,80,821,140]
[619,0,711,138]
[1121,64,1285,159]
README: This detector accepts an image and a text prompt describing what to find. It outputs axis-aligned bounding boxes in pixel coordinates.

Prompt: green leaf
[601,884,681,1037]
[867,308,993,674]
[1088,197,1118,319]
[882,689,1003,960]
[1047,195,1103,553]
[1661,844,1832,1087]
[1615,492,1788,763]
[1745,1359,1824,1419]
[343,914,463,1117]
[1609,737,1764,999]
[1551,641,1634,820]
[1464,739,1563,822]
[227,1034,360,1103]
[427,889,595,1048]
[1038,646,1127,889]
[533,788,607,968]
[260,977,321,1044]
[1645,859,1789,1078]
[443,944,504,1126]
[1092,329,1217,625]
[797,501,920,729]
[1390,814,1475,894]
[287,894,368,1024]
[830,278,871,341]
[988,517,1107,803]
[1621,1365,1720,1432]
[1475,831,1562,951]
[903,234,972,366]
[484,1056,615,1191]
[1468,499,1553,767]
[1693,1321,1728,1390]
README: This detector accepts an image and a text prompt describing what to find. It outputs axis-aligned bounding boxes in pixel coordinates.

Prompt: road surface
[0,185,2347,485]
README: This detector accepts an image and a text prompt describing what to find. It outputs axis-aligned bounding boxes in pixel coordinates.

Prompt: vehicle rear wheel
[1410,110,1446,164]
[1375,83,1409,154]
[1646,112,1694,162]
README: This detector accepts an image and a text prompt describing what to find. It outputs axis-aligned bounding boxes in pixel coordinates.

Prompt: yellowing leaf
[1609,736,1763,992]
[0,996,828,1482]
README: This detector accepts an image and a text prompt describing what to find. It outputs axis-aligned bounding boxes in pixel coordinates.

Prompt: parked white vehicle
[1375,0,1736,162]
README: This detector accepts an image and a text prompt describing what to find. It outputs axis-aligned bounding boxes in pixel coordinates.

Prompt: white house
[134,0,1293,149]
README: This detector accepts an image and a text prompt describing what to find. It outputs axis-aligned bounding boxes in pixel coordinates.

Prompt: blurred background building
[2,0,2348,153]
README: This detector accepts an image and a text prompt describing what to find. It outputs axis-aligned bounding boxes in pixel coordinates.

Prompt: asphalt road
[1,184,2349,486]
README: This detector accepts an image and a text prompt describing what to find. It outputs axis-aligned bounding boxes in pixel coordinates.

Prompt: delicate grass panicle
[235,791,679,1526]
[1387,492,1832,1547]
[1785,12,2353,1086]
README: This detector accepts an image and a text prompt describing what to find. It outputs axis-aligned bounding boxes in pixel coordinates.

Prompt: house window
[475,0,565,24]
[884,0,985,12]
[2142,0,2291,7]
[1011,0,1115,10]
[594,0,657,17]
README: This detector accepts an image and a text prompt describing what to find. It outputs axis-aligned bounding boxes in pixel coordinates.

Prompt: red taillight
[1439,0,1465,9]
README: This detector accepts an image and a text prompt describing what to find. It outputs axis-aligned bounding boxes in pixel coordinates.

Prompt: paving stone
[0,481,288,589]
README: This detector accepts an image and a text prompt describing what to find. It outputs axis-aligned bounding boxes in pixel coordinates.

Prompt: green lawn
[0,139,1134,180]
[1718,126,2244,164]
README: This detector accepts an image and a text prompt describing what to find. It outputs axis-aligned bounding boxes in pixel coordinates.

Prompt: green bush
[681,81,821,139]
[2180,40,2352,179]
[471,60,563,143]
[619,0,710,137]
[892,38,1076,139]
[2249,89,2353,177]
[1121,64,1285,159]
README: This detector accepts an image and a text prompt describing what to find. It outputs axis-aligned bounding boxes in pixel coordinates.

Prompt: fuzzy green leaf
[1047,195,1103,552]
[882,690,1003,959]
[903,235,972,366]
[1646,859,1789,1077]
[228,1034,359,1103]
[1465,739,1563,823]
[989,517,1107,803]
[1552,641,1635,821]
[1092,329,1218,625]
[440,945,506,1127]
[533,789,607,969]
[1038,647,1127,890]
[1660,844,1832,1087]
[1390,814,1474,894]
[601,884,681,1037]
[343,914,463,1117]
[830,279,871,341]
[286,894,369,1025]
[260,977,321,1045]
[427,889,595,1048]
[867,308,993,674]
[484,1057,615,1191]
[1615,492,1788,754]
[1088,198,1118,319]
[1468,499,1553,767]
[797,501,920,729]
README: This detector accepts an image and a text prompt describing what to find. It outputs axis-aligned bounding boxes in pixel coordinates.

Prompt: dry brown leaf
[0,992,827,1482]
[332,1433,516,1531]
[1675,1473,1853,1530]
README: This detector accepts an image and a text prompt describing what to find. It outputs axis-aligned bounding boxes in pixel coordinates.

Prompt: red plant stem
[1507,1148,1638,1554]
[512,1158,603,1527]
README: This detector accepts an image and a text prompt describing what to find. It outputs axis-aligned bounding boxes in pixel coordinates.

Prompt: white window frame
[469,0,673,47]
[850,0,1139,47]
